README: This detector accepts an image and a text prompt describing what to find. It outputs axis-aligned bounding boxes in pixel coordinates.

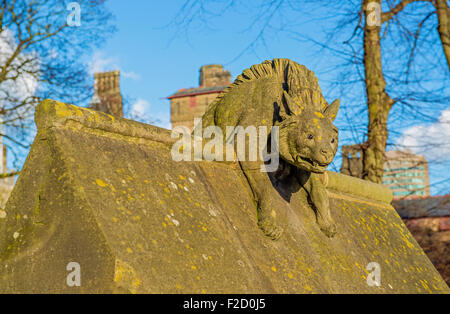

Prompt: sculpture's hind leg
[239,161,286,240]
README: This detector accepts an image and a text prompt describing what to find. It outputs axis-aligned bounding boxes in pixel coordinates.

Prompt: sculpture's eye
[331,138,335,143]
[307,134,314,140]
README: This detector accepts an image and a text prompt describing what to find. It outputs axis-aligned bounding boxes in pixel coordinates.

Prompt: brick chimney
[199,64,231,87]
[90,70,123,117]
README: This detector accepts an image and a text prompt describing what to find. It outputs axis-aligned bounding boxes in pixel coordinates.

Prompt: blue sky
[81,0,449,195]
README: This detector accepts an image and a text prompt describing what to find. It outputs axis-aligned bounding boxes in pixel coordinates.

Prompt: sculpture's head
[278,91,340,173]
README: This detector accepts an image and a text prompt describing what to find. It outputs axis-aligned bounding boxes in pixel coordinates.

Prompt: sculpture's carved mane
[209,58,328,112]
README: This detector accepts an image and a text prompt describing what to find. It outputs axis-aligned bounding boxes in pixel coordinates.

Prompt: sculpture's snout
[321,148,331,157]
[320,148,333,163]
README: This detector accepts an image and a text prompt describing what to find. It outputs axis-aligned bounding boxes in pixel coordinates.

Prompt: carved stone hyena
[199,59,340,240]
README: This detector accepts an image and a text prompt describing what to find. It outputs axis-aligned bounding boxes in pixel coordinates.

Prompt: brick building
[168,64,231,130]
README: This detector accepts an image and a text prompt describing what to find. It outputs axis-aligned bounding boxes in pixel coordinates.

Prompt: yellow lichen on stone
[54,101,73,118]
[313,118,320,128]
[114,259,141,294]
[95,179,108,187]
[107,114,115,122]
[314,112,324,118]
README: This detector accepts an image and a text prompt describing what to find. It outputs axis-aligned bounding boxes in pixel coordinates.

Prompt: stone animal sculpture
[200,59,340,240]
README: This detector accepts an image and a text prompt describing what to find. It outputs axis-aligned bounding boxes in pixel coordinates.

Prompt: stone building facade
[89,70,123,117]
[168,64,231,130]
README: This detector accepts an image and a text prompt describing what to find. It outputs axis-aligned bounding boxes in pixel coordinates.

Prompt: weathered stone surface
[0,100,448,293]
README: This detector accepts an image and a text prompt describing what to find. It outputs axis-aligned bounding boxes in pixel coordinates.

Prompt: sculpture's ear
[282,91,301,117]
[323,99,340,121]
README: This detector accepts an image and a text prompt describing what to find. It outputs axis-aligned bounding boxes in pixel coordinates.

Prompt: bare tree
[360,0,449,183]
[0,0,115,175]
[432,0,449,68]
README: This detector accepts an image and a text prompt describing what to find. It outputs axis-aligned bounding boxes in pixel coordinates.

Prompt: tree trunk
[435,0,450,70]
[362,0,395,184]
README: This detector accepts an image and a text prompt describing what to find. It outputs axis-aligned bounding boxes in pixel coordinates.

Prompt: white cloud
[121,71,140,80]
[87,51,119,75]
[152,111,171,130]
[128,98,170,129]
[396,108,450,162]
[130,98,149,117]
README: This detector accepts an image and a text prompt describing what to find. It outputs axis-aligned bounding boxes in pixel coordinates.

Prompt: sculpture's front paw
[258,217,283,240]
[320,222,336,238]
[317,216,337,238]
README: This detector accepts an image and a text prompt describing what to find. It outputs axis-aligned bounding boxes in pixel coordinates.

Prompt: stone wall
[0,100,448,293]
